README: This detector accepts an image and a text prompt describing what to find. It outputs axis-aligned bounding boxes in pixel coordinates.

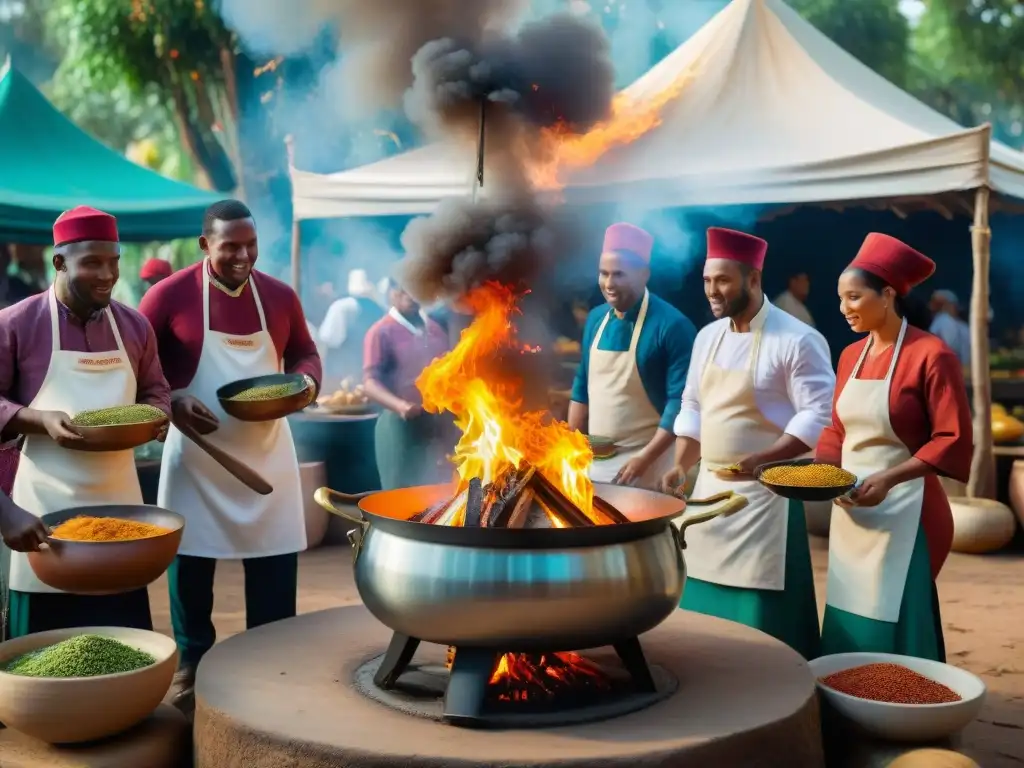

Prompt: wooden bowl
[755,458,857,502]
[28,505,184,595]
[67,416,167,453]
[0,626,177,744]
[588,435,617,458]
[217,373,314,422]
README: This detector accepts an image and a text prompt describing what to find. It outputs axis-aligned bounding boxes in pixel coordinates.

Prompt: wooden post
[967,185,995,498]
[285,135,302,299]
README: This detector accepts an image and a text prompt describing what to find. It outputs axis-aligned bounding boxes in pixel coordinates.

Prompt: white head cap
[347,269,374,297]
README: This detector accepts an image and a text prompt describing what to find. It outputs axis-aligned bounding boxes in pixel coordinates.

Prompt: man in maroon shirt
[363,278,453,490]
[0,206,172,639]
[139,199,322,704]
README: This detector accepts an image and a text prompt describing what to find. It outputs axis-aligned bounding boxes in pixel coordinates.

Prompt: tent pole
[285,135,302,298]
[967,186,994,499]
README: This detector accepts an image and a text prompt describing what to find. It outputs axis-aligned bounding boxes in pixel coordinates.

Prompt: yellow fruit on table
[991,403,1008,416]
[991,413,1024,444]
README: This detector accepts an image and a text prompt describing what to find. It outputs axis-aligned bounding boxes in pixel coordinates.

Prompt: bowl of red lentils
[809,652,986,742]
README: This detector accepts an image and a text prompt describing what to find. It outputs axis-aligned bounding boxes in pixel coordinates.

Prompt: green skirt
[680,499,821,661]
[820,524,945,662]
[375,410,454,490]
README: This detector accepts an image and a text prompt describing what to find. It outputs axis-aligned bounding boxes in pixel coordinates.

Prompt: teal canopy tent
[0,58,223,244]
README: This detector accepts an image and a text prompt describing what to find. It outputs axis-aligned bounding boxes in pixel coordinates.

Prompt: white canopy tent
[289,0,1016,496]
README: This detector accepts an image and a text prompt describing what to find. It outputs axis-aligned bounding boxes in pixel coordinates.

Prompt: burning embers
[412,464,630,529]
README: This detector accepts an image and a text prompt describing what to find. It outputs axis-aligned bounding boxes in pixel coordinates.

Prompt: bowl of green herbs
[0,627,177,744]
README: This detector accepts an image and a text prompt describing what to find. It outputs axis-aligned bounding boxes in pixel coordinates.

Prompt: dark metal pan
[217,373,313,422]
[754,458,856,502]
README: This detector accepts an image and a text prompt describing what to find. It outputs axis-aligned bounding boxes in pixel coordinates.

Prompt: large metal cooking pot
[314,483,747,651]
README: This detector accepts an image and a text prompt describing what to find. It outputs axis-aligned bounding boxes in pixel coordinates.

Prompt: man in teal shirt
[568,222,697,489]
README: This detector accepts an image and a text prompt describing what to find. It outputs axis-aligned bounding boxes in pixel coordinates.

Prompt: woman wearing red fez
[817,233,972,661]
[139,199,322,703]
[0,206,172,638]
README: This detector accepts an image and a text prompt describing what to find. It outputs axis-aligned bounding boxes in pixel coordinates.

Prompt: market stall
[286,0,1024,505]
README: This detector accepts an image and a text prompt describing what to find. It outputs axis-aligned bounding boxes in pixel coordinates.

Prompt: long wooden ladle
[178,421,274,495]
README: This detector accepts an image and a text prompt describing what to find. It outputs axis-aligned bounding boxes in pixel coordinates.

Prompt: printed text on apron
[9,289,142,593]
[157,263,306,559]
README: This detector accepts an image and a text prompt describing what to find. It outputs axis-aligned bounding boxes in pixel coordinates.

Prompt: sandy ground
[147,536,1024,767]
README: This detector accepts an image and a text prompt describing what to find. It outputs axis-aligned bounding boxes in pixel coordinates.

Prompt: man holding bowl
[0,207,171,638]
[140,199,321,703]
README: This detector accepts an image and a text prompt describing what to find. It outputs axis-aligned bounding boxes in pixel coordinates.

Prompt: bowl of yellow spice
[28,505,184,595]
[0,627,177,744]
[217,372,315,422]
[67,403,168,452]
[755,458,858,502]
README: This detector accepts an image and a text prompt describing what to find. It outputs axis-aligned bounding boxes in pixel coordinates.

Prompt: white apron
[157,265,306,559]
[681,323,791,591]
[826,319,925,623]
[9,289,142,593]
[586,291,675,489]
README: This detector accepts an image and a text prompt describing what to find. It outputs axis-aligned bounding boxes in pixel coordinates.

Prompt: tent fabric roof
[0,58,222,244]
[290,0,1024,220]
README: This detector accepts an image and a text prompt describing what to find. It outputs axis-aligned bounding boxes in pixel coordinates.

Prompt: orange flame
[528,67,696,192]
[415,283,595,514]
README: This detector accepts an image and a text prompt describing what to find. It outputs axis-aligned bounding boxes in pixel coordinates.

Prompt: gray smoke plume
[219,0,616,304]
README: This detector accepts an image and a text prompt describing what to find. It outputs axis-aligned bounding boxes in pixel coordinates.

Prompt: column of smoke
[321,0,616,304]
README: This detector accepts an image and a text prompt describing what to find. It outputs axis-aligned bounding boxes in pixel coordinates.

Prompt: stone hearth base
[194,605,825,767]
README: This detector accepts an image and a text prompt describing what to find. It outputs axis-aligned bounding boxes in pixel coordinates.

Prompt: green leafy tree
[47,0,239,190]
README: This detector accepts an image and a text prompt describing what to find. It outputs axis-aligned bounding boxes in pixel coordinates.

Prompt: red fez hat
[53,206,119,246]
[847,233,935,296]
[602,222,654,263]
[706,227,767,270]
[140,258,173,281]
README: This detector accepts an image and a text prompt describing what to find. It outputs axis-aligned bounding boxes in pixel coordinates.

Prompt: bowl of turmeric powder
[28,504,184,595]
[754,458,857,502]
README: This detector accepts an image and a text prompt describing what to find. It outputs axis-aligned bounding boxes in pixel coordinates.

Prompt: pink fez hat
[706,227,767,270]
[53,206,119,246]
[602,223,654,263]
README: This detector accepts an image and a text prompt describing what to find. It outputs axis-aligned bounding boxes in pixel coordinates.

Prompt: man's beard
[721,287,750,318]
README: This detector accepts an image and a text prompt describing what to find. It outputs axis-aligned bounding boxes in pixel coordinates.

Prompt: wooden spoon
[178,422,274,495]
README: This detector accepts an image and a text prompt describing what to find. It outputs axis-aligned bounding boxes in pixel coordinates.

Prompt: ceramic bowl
[0,627,177,744]
[809,652,986,742]
[28,504,184,595]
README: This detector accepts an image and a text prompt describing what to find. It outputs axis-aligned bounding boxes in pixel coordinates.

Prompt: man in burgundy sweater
[139,200,322,703]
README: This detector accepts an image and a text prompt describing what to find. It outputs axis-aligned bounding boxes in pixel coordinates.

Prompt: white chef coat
[773,290,815,328]
[674,299,834,449]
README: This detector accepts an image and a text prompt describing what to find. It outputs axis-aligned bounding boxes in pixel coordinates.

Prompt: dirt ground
[147,535,1024,767]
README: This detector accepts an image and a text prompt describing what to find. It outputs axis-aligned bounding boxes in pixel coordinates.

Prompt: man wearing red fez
[662,227,835,660]
[139,199,322,703]
[817,233,971,663]
[0,206,172,638]
[568,222,697,489]
[140,257,174,291]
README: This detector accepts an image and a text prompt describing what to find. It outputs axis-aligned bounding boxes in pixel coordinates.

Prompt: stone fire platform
[193,605,826,768]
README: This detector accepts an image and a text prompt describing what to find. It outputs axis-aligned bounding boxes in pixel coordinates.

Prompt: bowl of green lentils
[0,627,177,744]
[217,373,315,423]
[67,403,169,453]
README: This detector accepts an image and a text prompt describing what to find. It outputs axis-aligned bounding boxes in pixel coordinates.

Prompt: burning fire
[528,66,698,192]
[416,282,596,517]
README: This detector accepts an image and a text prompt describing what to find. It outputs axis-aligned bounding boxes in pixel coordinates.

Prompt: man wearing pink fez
[662,227,835,660]
[569,222,697,490]
[0,206,172,638]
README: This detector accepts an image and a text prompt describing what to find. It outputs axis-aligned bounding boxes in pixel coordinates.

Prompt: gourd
[888,749,981,768]
[991,408,1024,444]
[948,497,1016,554]
[1008,460,1024,531]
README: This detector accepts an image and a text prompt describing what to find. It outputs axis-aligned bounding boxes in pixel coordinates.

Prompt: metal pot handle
[676,493,749,540]
[313,487,369,526]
